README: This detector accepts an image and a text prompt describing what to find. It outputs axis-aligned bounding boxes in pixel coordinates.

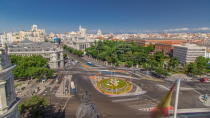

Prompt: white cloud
[164,27,189,32]
[193,27,210,31]
[163,27,210,32]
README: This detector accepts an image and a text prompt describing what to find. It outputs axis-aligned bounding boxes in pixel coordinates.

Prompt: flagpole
[174,79,181,118]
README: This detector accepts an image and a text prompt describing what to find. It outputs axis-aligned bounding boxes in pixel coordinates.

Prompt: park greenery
[97,78,132,94]
[85,40,210,77]
[18,96,48,118]
[102,78,127,89]
[63,45,84,56]
[10,55,54,80]
[86,40,180,77]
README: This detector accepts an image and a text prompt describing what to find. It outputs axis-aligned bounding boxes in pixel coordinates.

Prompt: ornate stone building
[0,25,45,44]
[0,44,20,118]
[63,26,95,51]
[8,41,64,69]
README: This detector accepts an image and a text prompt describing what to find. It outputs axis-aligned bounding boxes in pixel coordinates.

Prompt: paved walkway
[37,79,54,94]
[55,75,72,97]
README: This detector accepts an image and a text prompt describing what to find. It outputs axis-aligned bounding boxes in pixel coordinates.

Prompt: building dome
[53,37,60,44]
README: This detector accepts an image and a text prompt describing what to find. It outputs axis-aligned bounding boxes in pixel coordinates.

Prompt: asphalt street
[40,51,210,118]
[67,74,149,118]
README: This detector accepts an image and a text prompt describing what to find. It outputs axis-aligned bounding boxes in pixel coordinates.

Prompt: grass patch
[97,78,132,95]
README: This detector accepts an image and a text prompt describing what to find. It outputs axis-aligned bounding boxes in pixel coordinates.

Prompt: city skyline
[1,1,210,117]
[0,0,210,33]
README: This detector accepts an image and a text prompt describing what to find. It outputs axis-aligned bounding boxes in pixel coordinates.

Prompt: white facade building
[0,44,20,118]
[0,25,45,43]
[8,41,64,69]
[18,24,45,42]
[78,26,86,37]
[0,33,13,44]
[205,48,210,58]
[63,26,96,50]
[173,44,206,64]
[97,29,102,36]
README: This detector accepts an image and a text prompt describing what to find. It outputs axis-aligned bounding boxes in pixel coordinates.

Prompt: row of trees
[63,45,84,56]
[18,96,48,118]
[86,40,210,77]
[85,40,179,77]
[10,55,54,80]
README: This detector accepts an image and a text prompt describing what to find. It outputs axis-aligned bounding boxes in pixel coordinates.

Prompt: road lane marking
[112,97,140,102]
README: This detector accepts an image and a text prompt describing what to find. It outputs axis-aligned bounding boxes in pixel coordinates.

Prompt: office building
[173,44,206,64]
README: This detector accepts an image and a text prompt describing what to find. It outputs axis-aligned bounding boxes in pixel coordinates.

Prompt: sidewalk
[37,79,54,94]
[55,75,72,97]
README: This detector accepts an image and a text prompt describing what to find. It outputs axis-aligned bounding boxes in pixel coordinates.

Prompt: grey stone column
[0,80,8,115]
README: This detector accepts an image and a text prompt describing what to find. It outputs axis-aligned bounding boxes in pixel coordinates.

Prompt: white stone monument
[0,44,20,118]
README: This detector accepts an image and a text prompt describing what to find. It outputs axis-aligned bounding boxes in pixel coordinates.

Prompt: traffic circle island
[96,77,133,95]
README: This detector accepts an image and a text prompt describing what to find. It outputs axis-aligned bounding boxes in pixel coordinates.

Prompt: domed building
[53,37,61,44]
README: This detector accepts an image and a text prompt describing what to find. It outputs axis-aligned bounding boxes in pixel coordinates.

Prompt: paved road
[66,74,149,118]
[59,52,210,118]
[64,70,210,118]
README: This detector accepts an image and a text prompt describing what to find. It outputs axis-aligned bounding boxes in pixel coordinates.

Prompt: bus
[86,61,94,66]
[70,81,76,94]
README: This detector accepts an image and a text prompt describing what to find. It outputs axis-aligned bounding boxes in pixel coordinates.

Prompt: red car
[200,77,209,83]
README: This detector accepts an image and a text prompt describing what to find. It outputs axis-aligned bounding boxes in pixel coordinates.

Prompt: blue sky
[0,0,210,33]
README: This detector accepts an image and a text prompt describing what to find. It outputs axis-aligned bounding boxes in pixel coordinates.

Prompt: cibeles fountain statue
[0,43,20,118]
[76,91,100,118]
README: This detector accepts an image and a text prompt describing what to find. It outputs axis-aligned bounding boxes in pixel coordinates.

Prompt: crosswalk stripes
[110,95,157,112]
[138,107,155,112]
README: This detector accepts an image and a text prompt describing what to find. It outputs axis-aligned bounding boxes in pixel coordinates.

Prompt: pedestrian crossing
[108,83,210,113]
[110,95,157,112]
[195,84,210,93]
[138,107,155,112]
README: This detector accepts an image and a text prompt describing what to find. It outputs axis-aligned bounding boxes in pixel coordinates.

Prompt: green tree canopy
[85,40,176,77]
[185,56,209,76]
[63,45,84,56]
[195,56,209,75]
[18,96,48,118]
[86,40,155,67]
[186,62,198,76]
[168,57,179,71]
[10,55,54,80]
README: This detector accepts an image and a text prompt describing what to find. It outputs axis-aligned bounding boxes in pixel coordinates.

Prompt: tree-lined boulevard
[85,40,210,77]
[13,41,210,118]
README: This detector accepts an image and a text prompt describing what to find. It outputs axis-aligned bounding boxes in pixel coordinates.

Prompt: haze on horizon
[0,0,210,33]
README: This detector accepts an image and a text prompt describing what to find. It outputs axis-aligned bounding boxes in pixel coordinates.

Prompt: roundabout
[96,77,133,95]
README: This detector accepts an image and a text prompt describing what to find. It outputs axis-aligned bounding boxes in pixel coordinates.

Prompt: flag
[151,82,176,118]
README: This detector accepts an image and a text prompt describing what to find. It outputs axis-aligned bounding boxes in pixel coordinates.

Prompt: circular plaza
[96,77,133,95]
